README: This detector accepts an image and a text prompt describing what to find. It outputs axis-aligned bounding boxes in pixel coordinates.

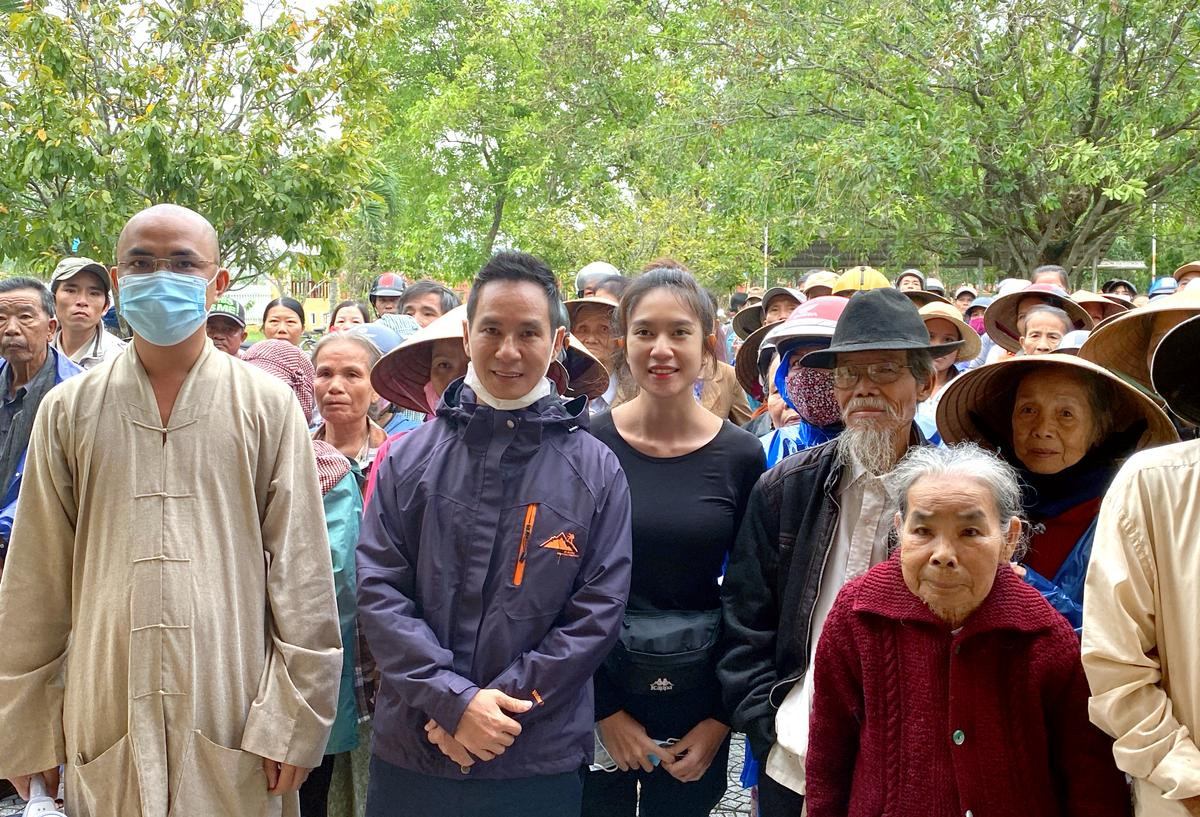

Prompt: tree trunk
[483,189,506,256]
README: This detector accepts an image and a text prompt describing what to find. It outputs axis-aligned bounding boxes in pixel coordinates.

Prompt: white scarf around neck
[464,362,554,411]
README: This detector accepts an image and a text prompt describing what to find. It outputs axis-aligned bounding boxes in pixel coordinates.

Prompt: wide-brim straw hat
[1077,284,1200,393]
[1152,314,1200,425]
[1172,260,1200,282]
[983,284,1094,352]
[1071,289,1131,321]
[370,305,468,413]
[918,301,981,362]
[734,296,847,398]
[801,287,962,368]
[547,336,610,400]
[936,354,1178,455]
[903,289,953,308]
[732,286,803,339]
[565,296,618,325]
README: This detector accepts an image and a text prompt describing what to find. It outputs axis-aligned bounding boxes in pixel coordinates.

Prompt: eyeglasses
[118,257,215,276]
[831,362,914,389]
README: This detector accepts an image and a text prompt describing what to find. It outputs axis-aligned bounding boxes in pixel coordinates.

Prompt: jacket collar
[0,345,81,394]
[853,553,1060,637]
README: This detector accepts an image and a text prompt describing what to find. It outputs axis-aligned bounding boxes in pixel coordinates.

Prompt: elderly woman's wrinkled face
[314,339,377,428]
[1011,369,1100,474]
[898,476,1021,628]
[1015,295,1052,334]
[1019,312,1069,356]
[571,304,617,363]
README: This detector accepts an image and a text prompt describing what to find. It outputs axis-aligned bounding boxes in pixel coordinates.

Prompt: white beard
[837,424,902,476]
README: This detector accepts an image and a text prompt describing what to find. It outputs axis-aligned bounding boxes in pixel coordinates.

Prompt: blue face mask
[118,270,215,347]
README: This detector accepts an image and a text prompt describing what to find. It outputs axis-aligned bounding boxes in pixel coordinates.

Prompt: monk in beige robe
[0,204,341,817]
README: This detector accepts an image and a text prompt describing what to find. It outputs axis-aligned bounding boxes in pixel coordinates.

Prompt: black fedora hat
[801,287,963,369]
[1151,314,1200,425]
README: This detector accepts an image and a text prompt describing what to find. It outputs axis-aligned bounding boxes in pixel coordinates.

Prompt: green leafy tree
[340,0,765,287]
[344,0,1200,290]
[0,0,376,281]
[671,0,1200,281]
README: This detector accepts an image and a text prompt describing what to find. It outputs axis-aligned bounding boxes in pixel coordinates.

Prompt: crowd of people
[0,203,1197,817]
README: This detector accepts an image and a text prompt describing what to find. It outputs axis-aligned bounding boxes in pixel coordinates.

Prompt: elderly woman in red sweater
[805,443,1130,817]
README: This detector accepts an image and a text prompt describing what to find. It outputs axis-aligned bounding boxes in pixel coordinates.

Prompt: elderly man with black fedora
[1082,314,1200,817]
[718,287,960,815]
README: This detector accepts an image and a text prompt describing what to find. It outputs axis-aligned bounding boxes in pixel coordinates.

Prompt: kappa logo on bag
[540,531,579,558]
[649,677,675,692]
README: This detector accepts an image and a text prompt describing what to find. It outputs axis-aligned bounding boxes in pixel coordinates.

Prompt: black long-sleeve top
[590,412,766,723]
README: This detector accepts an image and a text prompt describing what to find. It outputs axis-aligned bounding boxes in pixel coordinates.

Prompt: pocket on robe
[170,730,279,817]
[71,734,141,817]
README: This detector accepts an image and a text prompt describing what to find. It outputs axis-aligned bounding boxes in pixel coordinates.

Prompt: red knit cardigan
[805,555,1130,817]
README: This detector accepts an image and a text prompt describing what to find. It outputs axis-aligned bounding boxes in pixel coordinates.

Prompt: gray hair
[906,349,935,387]
[0,277,55,318]
[1021,305,1071,335]
[311,331,383,370]
[888,443,1028,559]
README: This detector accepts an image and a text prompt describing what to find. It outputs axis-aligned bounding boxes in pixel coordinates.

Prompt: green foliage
[345,0,1200,288]
[676,0,1200,280]
[0,0,375,280]
[6,0,1200,290]
[337,0,766,287]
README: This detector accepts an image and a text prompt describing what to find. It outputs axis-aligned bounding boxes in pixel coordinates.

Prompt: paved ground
[0,739,755,815]
[715,736,754,816]
[0,793,22,816]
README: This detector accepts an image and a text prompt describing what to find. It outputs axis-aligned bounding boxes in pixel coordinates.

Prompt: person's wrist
[601,709,629,725]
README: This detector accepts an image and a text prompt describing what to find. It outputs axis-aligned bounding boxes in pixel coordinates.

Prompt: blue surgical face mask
[118,270,215,347]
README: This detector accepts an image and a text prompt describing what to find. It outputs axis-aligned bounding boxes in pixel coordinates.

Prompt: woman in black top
[583,266,766,817]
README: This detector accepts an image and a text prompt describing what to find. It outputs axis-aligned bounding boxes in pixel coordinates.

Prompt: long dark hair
[612,264,718,380]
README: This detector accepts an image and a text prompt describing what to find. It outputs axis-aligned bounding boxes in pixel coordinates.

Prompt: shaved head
[117,204,220,264]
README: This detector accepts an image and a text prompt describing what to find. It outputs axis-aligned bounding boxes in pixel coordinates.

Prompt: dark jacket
[717,425,929,761]
[0,347,82,549]
[356,380,633,780]
[806,556,1130,817]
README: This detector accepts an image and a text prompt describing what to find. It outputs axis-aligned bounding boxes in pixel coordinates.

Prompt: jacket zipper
[769,492,841,709]
[513,503,539,586]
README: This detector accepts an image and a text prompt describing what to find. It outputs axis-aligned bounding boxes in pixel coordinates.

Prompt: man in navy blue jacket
[357,251,633,817]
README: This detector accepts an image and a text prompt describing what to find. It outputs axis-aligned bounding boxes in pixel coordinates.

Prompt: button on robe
[0,344,341,817]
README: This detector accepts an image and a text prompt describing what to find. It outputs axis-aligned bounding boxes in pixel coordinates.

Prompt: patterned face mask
[968,315,986,335]
[785,365,841,427]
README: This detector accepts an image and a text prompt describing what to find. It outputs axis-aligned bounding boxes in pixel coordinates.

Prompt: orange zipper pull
[513,503,539,586]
